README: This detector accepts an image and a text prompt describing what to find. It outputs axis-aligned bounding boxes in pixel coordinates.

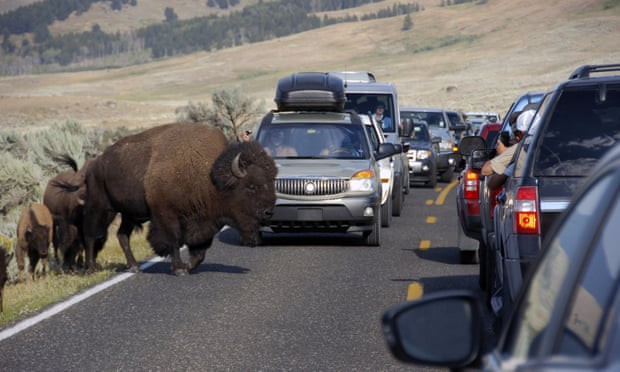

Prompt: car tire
[381,198,392,227]
[392,178,403,217]
[440,167,454,183]
[478,240,487,290]
[364,209,381,246]
[457,224,479,264]
[403,168,410,195]
[427,165,437,188]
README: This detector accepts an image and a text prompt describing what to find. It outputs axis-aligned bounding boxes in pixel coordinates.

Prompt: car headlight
[350,169,376,192]
[416,150,431,160]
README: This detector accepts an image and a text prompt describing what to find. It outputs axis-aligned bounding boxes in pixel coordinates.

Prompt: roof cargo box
[275,72,345,112]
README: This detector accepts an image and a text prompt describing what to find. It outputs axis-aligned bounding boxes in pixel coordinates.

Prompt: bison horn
[231,153,247,178]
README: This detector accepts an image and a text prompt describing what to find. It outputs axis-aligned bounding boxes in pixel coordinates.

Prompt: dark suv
[491,64,620,322]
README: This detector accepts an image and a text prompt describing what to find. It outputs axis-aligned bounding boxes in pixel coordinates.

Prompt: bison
[0,247,11,312]
[44,155,90,271]
[16,203,54,281]
[64,123,277,275]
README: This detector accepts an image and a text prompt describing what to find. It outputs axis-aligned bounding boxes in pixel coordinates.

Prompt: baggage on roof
[275,72,346,112]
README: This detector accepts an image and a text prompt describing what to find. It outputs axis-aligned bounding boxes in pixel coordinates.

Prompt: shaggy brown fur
[0,248,10,312]
[44,157,93,271]
[77,123,277,275]
[16,203,53,281]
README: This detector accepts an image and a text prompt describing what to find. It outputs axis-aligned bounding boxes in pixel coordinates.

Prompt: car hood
[274,159,375,178]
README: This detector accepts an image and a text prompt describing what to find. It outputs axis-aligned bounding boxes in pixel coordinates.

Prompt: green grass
[0,230,154,329]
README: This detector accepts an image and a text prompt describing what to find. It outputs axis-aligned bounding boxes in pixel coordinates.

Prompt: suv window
[533,86,620,177]
[502,174,612,359]
[401,111,447,129]
[257,122,370,160]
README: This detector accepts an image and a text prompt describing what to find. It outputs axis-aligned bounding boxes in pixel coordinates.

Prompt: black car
[382,142,620,371]
[401,121,440,187]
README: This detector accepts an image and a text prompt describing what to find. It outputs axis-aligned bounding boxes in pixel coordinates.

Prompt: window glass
[258,123,370,159]
[534,86,620,177]
[364,125,380,150]
[345,94,395,133]
[503,175,613,359]
[556,185,620,356]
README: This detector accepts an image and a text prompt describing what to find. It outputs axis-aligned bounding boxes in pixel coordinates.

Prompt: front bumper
[261,194,381,233]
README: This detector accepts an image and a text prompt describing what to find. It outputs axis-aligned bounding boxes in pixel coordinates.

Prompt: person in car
[264,130,297,157]
[482,109,538,189]
[374,103,393,131]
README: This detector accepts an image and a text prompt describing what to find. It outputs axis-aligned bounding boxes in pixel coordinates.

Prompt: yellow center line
[426,216,436,224]
[425,199,434,205]
[419,240,431,250]
[407,282,424,301]
[435,179,458,205]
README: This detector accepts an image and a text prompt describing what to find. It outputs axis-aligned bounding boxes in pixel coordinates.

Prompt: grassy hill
[1,0,619,131]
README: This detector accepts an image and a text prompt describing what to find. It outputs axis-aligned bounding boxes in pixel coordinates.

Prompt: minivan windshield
[257,123,370,160]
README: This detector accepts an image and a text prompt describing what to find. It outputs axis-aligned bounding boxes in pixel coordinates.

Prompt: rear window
[401,111,447,129]
[533,85,620,177]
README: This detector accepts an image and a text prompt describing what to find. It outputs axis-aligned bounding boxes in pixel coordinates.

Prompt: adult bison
[71,123,277,275]
[44,155,91,271]
[0,247,11,312]
[16,203,54,281]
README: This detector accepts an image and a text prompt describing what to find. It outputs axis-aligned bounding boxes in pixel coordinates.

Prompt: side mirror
[431,136,442,144]
[458,136,486,156]
[471,149,496,170]
[400,118,413,137]
[381,291,483,368]
[393,143,404,154]
[376,143,397,160]
[401,143,410,153]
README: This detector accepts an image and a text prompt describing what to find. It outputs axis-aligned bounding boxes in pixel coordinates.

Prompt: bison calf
[16,203,53,281]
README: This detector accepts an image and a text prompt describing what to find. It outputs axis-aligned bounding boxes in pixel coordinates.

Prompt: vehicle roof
[271,111,357,124]
[400,107,445,113]
[340,81,397,94]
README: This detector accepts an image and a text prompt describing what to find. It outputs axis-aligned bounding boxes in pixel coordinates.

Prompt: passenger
[374,103,393,131]
[482,109,538,188]
[264,130,297,157]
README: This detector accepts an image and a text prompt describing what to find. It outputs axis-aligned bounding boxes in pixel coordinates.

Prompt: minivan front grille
[275,177,349,196]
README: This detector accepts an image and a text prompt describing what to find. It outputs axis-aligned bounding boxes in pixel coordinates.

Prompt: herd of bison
[1,123,278,312]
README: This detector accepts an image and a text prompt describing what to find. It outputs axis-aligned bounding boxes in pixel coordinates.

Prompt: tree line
[0,0,421,76]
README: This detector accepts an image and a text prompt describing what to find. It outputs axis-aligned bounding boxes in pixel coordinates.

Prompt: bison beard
[81,124,277,275]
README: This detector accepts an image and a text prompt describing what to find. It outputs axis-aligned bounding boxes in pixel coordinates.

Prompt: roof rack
[327,71,376,83]
[568,64,620,79]
[274,72,346,112]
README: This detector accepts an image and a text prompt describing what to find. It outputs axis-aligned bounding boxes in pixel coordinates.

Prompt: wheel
[478,241,487,290]
[403,164,411,195]
[381,197,392,227]
[364,210,381,246]
[426,165,437,188]
[440,166,454,183]
[457,224,479,264]
[392,177,403,217]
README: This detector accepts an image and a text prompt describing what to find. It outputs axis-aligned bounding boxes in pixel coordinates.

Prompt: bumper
[261,194,380,233]
[436,152,455,171]
[408,159,435,181]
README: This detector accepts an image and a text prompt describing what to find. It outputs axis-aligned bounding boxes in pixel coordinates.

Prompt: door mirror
[458,136,486,156]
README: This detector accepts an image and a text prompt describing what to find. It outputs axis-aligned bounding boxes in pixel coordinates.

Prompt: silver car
[256,111,397,246]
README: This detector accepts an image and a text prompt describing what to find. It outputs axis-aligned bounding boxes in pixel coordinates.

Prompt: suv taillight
[513,186,540,235]
[463,170,479,200]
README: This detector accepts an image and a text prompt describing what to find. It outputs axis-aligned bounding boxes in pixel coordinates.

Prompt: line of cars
[382,63,620,370]
[254,71,409,246]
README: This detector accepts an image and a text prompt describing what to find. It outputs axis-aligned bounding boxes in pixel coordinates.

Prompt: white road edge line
[0,255,166,342]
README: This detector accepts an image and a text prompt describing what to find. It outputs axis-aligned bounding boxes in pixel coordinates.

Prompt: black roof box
[275,72,345,112]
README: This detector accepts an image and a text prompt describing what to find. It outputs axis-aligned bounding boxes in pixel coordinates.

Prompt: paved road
[0,180,488,371]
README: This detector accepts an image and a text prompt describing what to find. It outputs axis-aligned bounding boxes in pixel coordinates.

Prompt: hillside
[0,0,619,131]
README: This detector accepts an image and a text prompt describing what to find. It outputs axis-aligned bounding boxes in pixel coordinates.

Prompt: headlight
[350,169,376,192]
[416,150,431,160]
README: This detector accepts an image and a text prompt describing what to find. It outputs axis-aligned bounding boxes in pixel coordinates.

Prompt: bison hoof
[173,268,188,277]
[127,265,141,274]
